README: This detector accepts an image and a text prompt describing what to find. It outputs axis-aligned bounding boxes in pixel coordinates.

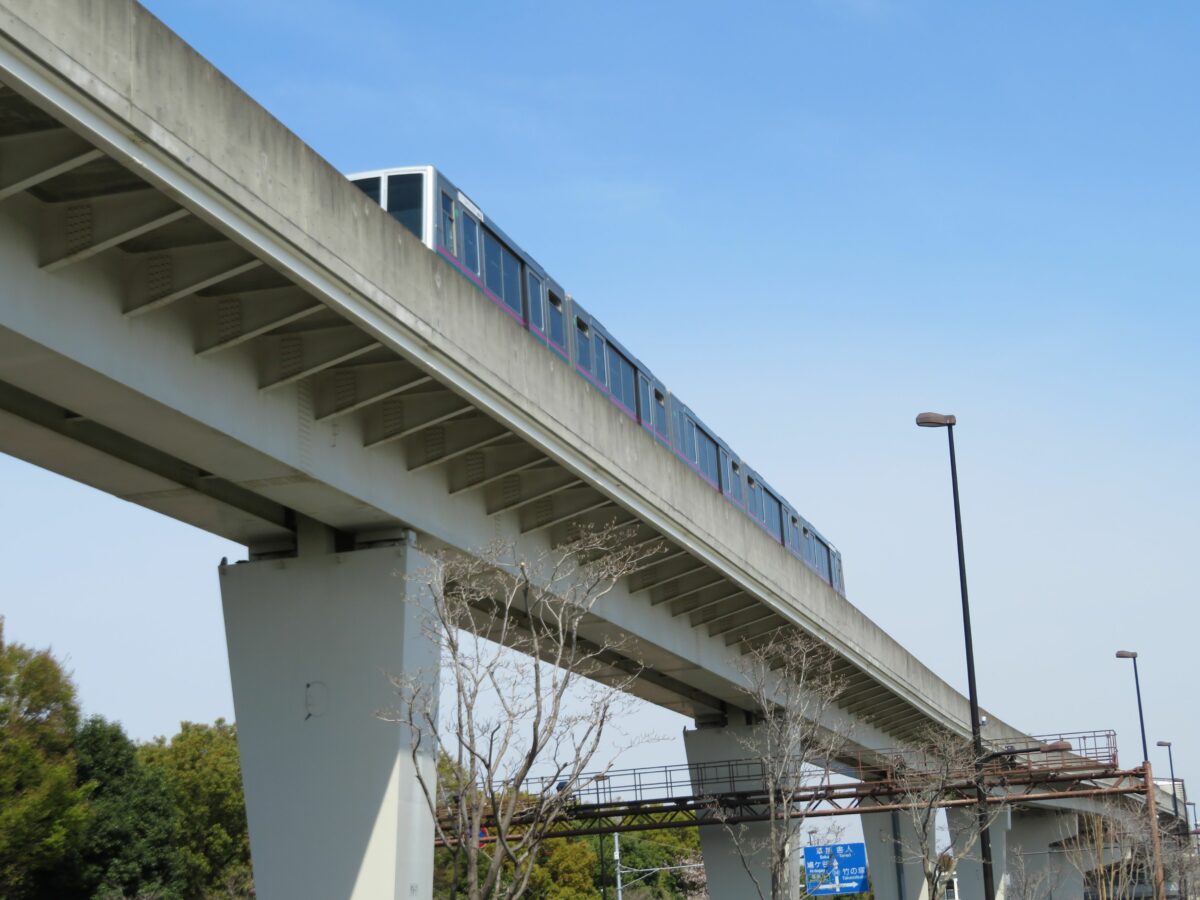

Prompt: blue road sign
[803,842,868,896]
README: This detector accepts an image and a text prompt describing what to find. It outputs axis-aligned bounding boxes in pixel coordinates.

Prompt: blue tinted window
[440,193,456,254]
[594,334,607,386]
[610,351,636,412]
[527,272,544,331]
[502,247,522,315]
[813,537,832,580]
[607,344,622,396]
[653,390,668,436]
[548,294,566,347]
[728,459,743,503]
[386,174,423,239]
[483,231,503,296]
[575,318,592,371]
[697,429,719,485]
[763,492,783,540]
[683,418,697,462]
[353,177,381,204]
[638,375,651,425]
[462,215,480,275]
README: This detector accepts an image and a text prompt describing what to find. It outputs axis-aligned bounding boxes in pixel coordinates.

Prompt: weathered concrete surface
[684,725,786,898]
[860,803,931,900]
[220,545,437,900]
[0,0,1022,745]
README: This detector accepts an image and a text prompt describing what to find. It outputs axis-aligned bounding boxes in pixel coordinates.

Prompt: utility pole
[614,832,623,900]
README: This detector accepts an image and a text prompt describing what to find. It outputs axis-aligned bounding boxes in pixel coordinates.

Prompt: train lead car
[348,165,845,596]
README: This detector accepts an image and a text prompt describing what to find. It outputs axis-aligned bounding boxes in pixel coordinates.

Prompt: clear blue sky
[3,0,1197,791]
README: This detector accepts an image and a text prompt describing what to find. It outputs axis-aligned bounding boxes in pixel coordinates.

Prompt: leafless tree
[389,522,663,900]
[888,729,1009,900]
[1006,844,1063,900]
[1059,804,1156,900]
[705,629,847,900]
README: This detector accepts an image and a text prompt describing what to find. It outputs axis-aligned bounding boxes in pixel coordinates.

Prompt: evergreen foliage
[0,619,92,899]
[0,623,252,899]
[59,716,185,898]
[138,720,252,898]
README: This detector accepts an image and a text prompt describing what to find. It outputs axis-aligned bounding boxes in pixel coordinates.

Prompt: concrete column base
[949,807,1010,900]
[684,724,799,899]
[219,544,437,900]
[1005,808,1081,900]
[860,803,931,900]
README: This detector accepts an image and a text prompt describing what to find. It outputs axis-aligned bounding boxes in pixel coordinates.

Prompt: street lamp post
[1157,740,1181,828]
[1116,651,1149,762]
[1114,651,1165,900]
[915,412,996,900]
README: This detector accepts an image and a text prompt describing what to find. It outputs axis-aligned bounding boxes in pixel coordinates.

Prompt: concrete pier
[220,544,437,900]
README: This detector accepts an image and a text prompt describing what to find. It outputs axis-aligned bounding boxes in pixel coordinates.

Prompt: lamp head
[1039,741,1073,753]
[1115,650,1138,659]
[916,412,956,428]
[1158,740,1172,748]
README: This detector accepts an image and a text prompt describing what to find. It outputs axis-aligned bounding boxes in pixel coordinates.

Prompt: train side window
[763,492,783,541]
[697,429,718,485]
[653,390,668,437]
[461,214,480,276]
[789,516,801,551]
[637,375,652,426]
[814,537,832,580]
[386,173,423,239]
[483,231,504,297]
[548,293,566,347]
[353,177,381,204]
[440,193,456,254]
[501,248,522,315]
[527,272,544,331]
[747,477,763,520]
[575,318,592,371]
[609,349,636,413]
[682,417,697,462]
[594,334,608,386]
[729,460,743,503]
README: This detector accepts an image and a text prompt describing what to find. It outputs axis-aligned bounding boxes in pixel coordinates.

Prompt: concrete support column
[859,803,931,900]
[684,724,797,899]
[949,807,1010,900]
[219,543,438,900]
[1004,809,1081,900]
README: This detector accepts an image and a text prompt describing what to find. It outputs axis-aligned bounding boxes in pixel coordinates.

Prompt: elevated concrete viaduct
[0,3,1181,897]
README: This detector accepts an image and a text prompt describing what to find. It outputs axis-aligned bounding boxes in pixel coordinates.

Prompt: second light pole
[916,411,996,900]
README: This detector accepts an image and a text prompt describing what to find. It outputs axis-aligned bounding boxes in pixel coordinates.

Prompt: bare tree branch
[385,522,664,900]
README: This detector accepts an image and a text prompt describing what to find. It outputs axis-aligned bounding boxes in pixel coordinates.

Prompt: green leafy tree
[56,716,185,898]
[0,618,91,898]
[526,838,599,899]
[139,719,251,898]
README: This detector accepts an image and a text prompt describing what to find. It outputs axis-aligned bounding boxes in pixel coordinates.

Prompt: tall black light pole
[1157,741,1181,826]
[916,412,995,900]
[1116,651,1149,762]
[1117,651,1166,899]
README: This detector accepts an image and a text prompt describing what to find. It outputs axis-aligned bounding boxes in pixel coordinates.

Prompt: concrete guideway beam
[38,188,189,271]
[220,544,438,900]
[0,127,102,201]
[0,0,1036,755]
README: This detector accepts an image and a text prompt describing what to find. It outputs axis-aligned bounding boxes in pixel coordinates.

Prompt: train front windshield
[352,172,424,240]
